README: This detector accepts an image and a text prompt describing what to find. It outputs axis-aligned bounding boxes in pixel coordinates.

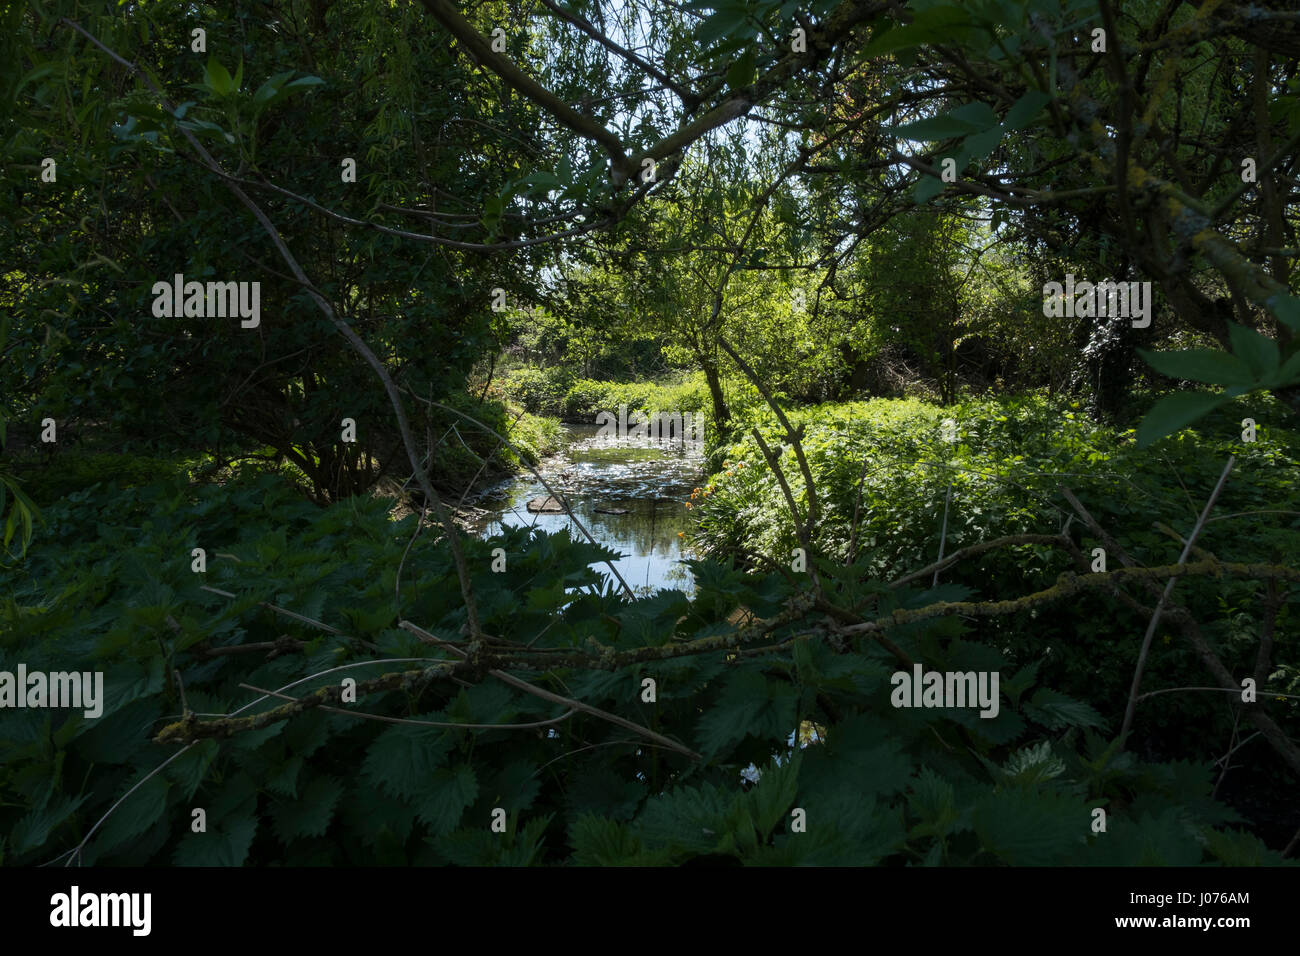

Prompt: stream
[470,423,704,595]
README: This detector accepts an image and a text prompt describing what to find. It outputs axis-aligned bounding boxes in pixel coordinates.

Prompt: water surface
[471,424,703,595]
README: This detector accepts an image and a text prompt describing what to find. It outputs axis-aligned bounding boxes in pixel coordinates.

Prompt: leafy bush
[688,393,1300,823]
[9,450,196,508]
[0,468,1288,865]
[503,367,748,427]
[499,366,576,418]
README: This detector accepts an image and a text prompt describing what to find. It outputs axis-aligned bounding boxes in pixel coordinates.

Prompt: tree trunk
[700,356,730,433]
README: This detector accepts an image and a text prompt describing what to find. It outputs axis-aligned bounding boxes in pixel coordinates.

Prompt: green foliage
[500,369,736,424]
[895,91,1052,203]
[10,450,194,508]
[0,464,1288,866]
[4,0,535,501]
[3,0,1298,870]
[689,393,1300,791]
[1136,308,1300,445]
[0,470,38,562]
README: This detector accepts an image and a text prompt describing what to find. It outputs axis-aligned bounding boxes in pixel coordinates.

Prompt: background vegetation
[2,0,1298,865]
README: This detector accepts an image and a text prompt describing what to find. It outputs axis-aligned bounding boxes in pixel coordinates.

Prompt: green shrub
[688,392,1300,801]
[0,469,1286,865]
[10,450,195,508]
[499,366,575,417]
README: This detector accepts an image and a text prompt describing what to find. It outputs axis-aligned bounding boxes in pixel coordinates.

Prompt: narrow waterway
[471,423,703,595]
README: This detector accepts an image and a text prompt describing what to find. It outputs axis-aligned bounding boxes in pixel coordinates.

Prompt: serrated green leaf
[972,788,1085,864]
[271,774,344,840]
[801,716,914,798]
[265,755,304,798]
[172,813,258,866]
[1004,660,1041,706]
[164,739,220,801]
[362,721,453,801]
[1204,827,1288,865]
[1083,809,1202,865]
[633,780,731,854]
[1227,322,1280,379]
[570,813,651,865]
[417,764,478,834]
[1002,89,1051,130]
[565,765,645,820]
[10,793,89,856]
[1026,687,1107,731]
[94,773,170,853]
[756,789,906,864]
[1140,347,1254,386]
[695,667,797,758]
[739,753,801,836]
[1003,741,1067,783]
[484,760,541,814]
[1135,392,1228,447]
[907,765,958,838]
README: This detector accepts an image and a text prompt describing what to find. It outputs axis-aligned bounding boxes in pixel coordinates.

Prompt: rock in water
[527,495,566,513]
[595,505,629,515]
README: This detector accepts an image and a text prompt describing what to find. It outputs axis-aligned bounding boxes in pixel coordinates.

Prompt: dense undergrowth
[1,390,1295,864]
[495,366,761,425]
[5,393,563,511]
[688,392,1300,842]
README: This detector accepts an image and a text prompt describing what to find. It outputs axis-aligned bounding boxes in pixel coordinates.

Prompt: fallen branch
[398,620,703,760]
[240,683,577,731]
[154,661,463,743]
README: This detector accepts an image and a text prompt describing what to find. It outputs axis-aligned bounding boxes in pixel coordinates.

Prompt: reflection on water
[471,424,703,595]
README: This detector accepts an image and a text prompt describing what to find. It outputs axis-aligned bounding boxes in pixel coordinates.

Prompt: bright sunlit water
[471,423,704,596]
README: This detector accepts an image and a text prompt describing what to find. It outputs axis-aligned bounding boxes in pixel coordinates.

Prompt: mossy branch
[154,662,462,744]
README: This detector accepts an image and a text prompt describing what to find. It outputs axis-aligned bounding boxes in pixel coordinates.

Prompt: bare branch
[1120,456,1234,742]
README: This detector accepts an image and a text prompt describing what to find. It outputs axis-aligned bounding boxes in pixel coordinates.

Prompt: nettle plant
[0,469,1288,866]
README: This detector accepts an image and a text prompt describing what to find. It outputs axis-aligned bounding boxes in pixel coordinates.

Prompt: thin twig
[933,482,953,588]
[1212,710,1247,801]
[891,534,1071,590]
[398,620,702,760]
[239,683,577,730]
[846,456,874,564]
[1120,456,1234,743]
[198,583,379,650]
[1134,686,1300,703]
[752,428,820,594]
